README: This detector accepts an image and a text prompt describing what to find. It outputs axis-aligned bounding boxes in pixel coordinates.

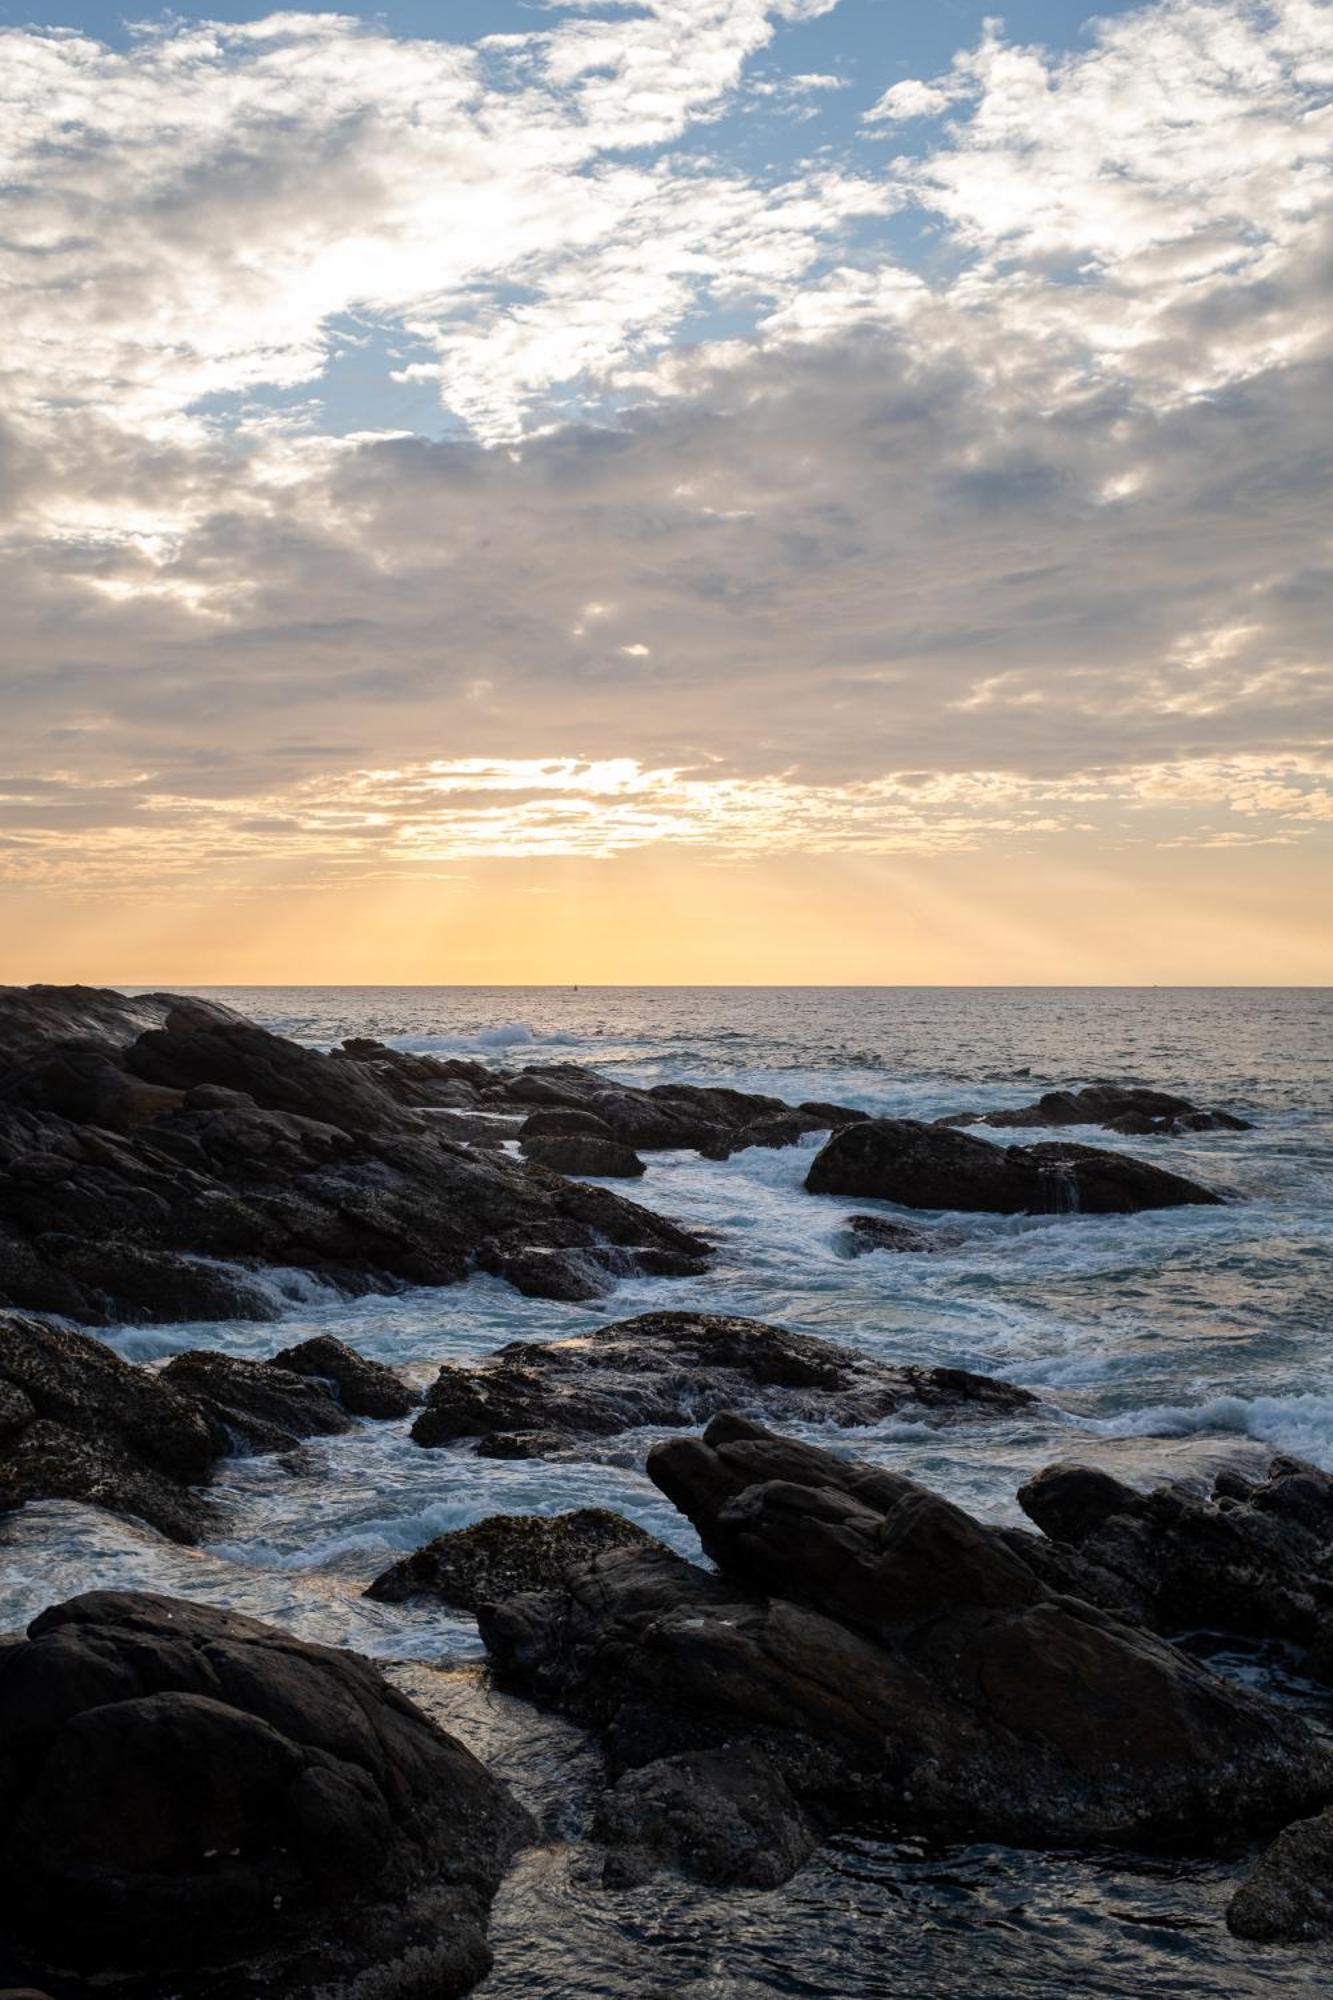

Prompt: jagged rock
[518,1133,647,1179]
[0,1313,222,1541]
[160,1350,354,1452]
[806,1117,1222,1214]
[0,1591,532,1998]
[0,986,710,1323]
[941,1084,1251,1137]
[268,1334,419,1419]
[593,1744,817,1889]
[410,1311,1034,1450]
[844,1214,940,1254]
[1013,1454,1333,1675]
[481,1416,1333,1873]
[1228,1806,1333,1940]
[366,1508,663,1608]
[493,1066,840,1159]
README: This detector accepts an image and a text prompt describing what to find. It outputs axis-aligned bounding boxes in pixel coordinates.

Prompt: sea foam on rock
[409,1310,1035,1454]
[806,1116,1223,1213]
[0,1590,532,1998]
[478,1416,1330,1885]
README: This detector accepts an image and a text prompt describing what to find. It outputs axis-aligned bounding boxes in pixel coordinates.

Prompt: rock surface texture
[806,1116,1223,1213]
[0,1591,531,1998]
[410,1310,1035,1453]
[479,1417,1330,1883]
[0,985,710,1323]
[941,1084,1251,1137]
[367,1507,665,1608]
[1227,1806,1333,1941]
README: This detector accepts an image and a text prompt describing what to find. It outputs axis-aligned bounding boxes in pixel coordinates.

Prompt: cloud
[0,0,1329,905]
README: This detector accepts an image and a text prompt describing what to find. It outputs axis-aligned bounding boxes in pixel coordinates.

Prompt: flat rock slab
[806,1117,1223,1214]
[0,1590,532,1998]
[410,1310,1035,1451]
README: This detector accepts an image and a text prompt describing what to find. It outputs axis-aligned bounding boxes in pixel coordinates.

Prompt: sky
[1,0,1330,984]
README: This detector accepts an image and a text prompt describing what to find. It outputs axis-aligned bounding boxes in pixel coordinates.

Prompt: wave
[1095,1391,1333,1468]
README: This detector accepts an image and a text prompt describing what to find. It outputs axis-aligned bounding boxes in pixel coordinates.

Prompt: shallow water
[5,986,1332,1995]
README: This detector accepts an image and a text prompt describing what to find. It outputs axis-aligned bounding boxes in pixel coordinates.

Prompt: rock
[481,1416,1333,1870]
[940,1084,1252,1137]
[806,1117,1222,1214]
[268,1334,419,1419]
[593,1744,817,1889]
[518,1133,647,1179]
[497,1065,830,1159]
[0,1590,532,1997]
[520,1108,615,1139]
[160,1349,355,1453]
[1228,1806,1333,1940]
[0,986,710,1323]
[1014,1454,1333,1673]
[366,1508,664,1608]
[0,1312,222,1541]
[799,1102,869,1127]
[844,1214,940,1254]
[410,1311,1034,1450]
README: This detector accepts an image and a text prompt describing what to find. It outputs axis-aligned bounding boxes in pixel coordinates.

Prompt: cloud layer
[1,0,1330,926]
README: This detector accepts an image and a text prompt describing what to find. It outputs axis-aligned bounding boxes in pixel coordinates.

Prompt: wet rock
[844,1214,940,1254]
[0,1590,532,1998]
[0,1313,221,1541]
[268,1334,419,1419]
[495,1065,832,1159]
[1014,1454,1333,1672]
[520,1108,616,1139]
[1227,1806,1333,1941]
[799,1102,869,1127]
[367,1508,664,1609]
[482,1417,1332,1868]
[806,1117,1222,1214]
[593,1745,817,1889]
[0,986,710,1323]
[941,1084,1252,1137]
[410,1311,1034,1450]
[518,1133,647,1179]
[160,1349,354,1452]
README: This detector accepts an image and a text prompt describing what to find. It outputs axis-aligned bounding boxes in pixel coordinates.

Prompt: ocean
[5,985,1332,1996]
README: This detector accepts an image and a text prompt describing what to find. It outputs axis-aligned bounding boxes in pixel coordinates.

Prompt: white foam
[1094,1392,1333,1468]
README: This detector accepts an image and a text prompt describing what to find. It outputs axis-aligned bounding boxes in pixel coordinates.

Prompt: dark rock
[496,1065,829,1159]
[482,1417,1332,1868]
[0,1590,532,1997]
[845,1214,940,1254]
[1228,1806,1333,1940]
[411,1311,1034,1450]
[941,1084,1251,1136]
[1014,1454,1333,1674]
[0,1312,222,1541]
[799,1102,869,1127]
[593,1744,817,1889]
[160,1350,354,1452]
[520,1108,615,1139]
[518,1133,647,1179]
[268,1334,419,1418]
[366,1508,663,1608]
[475,1431,574,1461]
[0,987,710,1323]
[806,1117,1222,1214]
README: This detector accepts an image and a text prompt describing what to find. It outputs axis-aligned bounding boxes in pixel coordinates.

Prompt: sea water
[4,986,1331,1996]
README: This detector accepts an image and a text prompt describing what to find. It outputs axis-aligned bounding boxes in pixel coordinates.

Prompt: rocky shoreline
[0,985,1321,1998]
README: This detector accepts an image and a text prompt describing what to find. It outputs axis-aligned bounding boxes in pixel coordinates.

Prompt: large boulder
[1228,1806,1333,1941]
[0,987,711,1323]
[941,1084,1251,1137]
[0,1313,222,1541]
[158,1350,356,1453]
[805,1117,1222,1214]
[518,1133,647,1179]
[0,1591,532,1997]
[481,1417,1332,1877]
[410,1311,1034,1452]
[268,1334,419,1419]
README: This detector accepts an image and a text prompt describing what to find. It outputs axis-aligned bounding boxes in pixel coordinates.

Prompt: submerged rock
[481,1416,1332,1880]
[410,1310,1034,1452]
[0,1590,532,1998]
[844,1214,942,1254]
[806,1117,1222,1214]
[269,1333,419,1418]
[367,1508,664,1609]
[941,1084,1251,1137]
[0,1313,221,1542]
[1228,1806,1333,1941]
[0,985,710,1323]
